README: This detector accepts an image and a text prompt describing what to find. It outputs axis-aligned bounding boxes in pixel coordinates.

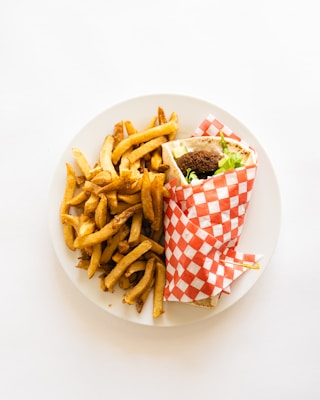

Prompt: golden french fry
[72,148,92,179]
[99,135,119,178]
[151,173,165,232]
[106,191,118,210]
[83,192,100,216]
[119,276,133,290]
[141,169,154,223]
[94,194,108,229]
[112,251,124,263]
[61,214,80,234]
[124,120,137,135]
[98,175,128,194]
[118,148,131,173]
[109,202,134,215]
[126,136,167,165]
[60,163,77,250]
[158,106,167,125]
[118,178,142,195]
[78,216,96,237]
[168,112,178,141]
[74,203,142,249]
[153,261,166,318]
[91,170,112,186]
[76,258,90,270]
[136,277,155,313]
[111,120,178,165]
[128,210,143,246]
[88,243,102,279]
[60,163,77,217]
[67,190,90,206]
[123,257,156,305]
[86,165,103,181]
[118,239,131,254]
[63,225,75,251]
[100,224,130,263]
[82,180,102,197]
[99,273,107,291]
[61,107,178,317]
[118,193,141,205]
[104,240,153,292]
[113,121,124,148]
[124,260,146,278]
[150,147,162,171]
[139,234,164,255]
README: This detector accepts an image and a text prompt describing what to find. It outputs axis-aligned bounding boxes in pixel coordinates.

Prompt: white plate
[48,93,281,327]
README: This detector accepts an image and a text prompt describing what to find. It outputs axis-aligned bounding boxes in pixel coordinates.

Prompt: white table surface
[1,1,319,399]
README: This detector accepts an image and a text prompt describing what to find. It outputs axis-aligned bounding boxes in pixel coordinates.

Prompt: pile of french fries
[60,107,178,318]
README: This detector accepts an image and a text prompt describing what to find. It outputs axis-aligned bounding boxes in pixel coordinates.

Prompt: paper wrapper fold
[163,114,261,303]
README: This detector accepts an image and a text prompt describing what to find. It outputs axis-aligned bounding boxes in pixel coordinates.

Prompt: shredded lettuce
[186,168,198,183]
[214,131,244,175]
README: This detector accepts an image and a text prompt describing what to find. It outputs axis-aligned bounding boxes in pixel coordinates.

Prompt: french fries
[60,107,178,318]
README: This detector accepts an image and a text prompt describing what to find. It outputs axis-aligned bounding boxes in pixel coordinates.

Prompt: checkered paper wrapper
[163,114,261,303]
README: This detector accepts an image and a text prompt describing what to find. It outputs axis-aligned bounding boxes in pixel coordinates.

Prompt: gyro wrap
[162,113,262,306]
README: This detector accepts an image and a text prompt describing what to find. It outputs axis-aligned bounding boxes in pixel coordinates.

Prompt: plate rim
[48,93,281,327]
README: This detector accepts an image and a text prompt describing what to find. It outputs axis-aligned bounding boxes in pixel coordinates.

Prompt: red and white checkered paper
[163,114,260,302]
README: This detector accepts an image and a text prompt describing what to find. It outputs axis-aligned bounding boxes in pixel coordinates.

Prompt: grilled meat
[176,150,222,179]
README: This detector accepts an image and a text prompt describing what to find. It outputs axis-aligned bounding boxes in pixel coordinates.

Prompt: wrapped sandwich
[161,114,261,308]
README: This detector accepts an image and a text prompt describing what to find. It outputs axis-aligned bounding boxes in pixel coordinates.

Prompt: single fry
[61,214,80,234]
[136,277,155,313]
[98,175,128,195]
[139,234,164,255]
[168,112,178,141]
[151,173,165,232]
[153,261,166,318]
[158,106,167,125]
[127,136,167,164]
[111,119,178,165]
[86,165,103,181]
[118,239,131,254]
[78,216,95,237]
[83,192,100,216]
[150,147,162,171]
[62,225,75,251]
[82,180,102,197]
[88,243,102,279]
[72,148,92,179]
[124,260,146,278]
[118,193,141,205]
[94,194,108,229]
[113,121,125,148]
[141,169,154,223]
[74,203,142,248]
[123,257,156,305]
[124,120,137,135]
[60,163,77,250]
[91,170,112,186]
[106,191,118,210]
[67,190,89,206]
[128,210,143,246]
[104,240,153,292]
[60,163,77,218]
[99,135,119,178]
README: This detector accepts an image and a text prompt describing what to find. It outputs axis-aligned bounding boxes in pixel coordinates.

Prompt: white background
[1,0,319,399]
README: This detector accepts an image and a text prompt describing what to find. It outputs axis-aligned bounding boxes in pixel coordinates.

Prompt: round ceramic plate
[48,94,281,327]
